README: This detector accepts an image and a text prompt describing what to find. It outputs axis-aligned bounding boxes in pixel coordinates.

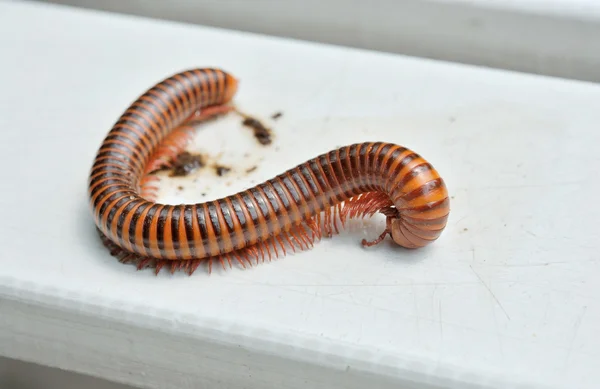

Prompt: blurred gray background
[25,0,600,83]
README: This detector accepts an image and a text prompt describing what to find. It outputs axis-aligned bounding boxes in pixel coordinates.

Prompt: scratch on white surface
[565,306,588,367]
[481,262,566,268]
[469,264,511,321]
[438,300,443,341]
[453,214,470,227]
[453,180,588,191]
[526,230,538,237]
[410,283,422,342]
[255,281,481,287]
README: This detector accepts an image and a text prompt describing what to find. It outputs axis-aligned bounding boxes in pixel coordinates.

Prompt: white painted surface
[28,0,600,82]
[0,1,599,389]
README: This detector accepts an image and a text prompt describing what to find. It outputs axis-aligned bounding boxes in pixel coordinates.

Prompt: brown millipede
[88,68,450,275]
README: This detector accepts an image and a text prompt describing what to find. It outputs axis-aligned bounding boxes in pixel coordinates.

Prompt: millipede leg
[139,175,161,202]
[97,215,325,276]
[361,229,389,247]
[143,103,234,175]
[143,125,197,175]
[98,228,153,268]
[185,104,235,125]
[361,216,393,247]
[138,103,235,201]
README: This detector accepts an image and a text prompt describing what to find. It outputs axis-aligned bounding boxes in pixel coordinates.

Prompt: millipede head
[388,185,450,249]
[223,73,239,103]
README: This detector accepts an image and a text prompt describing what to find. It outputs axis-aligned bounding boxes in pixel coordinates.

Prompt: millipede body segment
[88,68,450,274]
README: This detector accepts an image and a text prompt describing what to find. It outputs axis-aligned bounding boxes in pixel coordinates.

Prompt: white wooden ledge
[1,1,599,389]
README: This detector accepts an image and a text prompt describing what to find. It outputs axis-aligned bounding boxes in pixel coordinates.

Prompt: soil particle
[242,116,272,145]
[169,152,205,177]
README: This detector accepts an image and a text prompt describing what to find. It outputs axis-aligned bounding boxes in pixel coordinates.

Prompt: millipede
[88,68,450,275]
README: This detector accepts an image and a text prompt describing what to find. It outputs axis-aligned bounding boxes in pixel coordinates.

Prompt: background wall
[27,0,600,83]
[0,356,135,389]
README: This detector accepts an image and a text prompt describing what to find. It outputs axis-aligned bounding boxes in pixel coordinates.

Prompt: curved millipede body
[88,68,450,274]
